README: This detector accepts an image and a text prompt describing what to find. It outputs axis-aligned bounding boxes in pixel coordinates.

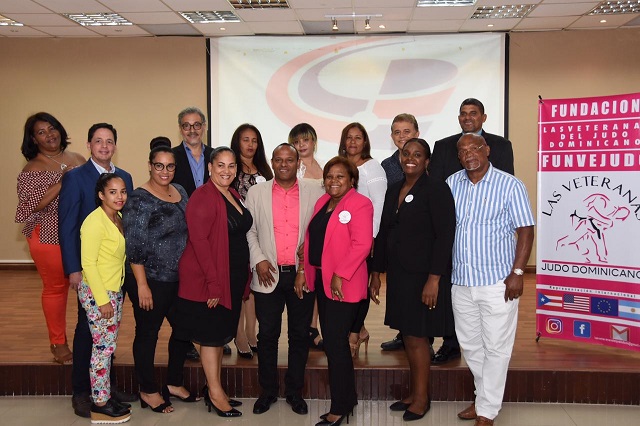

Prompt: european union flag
[590,297,618,317]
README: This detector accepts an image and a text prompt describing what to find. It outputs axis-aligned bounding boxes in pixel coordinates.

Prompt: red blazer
[304,188,373,303]
[178,180,248,309]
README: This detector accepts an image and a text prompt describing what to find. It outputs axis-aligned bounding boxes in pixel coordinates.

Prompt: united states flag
[563,294,590,312]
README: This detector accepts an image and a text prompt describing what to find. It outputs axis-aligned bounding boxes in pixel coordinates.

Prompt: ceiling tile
[98,0,170,13]
[192,22,254,36]
[412,5,474,20]
[117,12,185,25]
[355,7,413,20]
[296,8,354,20]
[31,0,110,13]
[2,13,73,25]
[0,25,49,36]
[88,24,152,36]
[409,19,465,32]
[354,0,415,6]
[459,17,522,32]
[33,25,102,36]
[161,0,234,12]
[529,2,600,17]
[569,13,639,29]
[288,0,349,9]
[0,0,50,13]
[235,9,297,22]
[138,23,201,35]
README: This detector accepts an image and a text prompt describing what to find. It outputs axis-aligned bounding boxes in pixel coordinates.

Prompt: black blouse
[307,201,332,267]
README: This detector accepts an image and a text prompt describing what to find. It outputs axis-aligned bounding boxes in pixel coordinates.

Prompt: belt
[278,264,296,273]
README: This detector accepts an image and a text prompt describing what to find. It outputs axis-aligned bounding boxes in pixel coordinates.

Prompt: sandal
[308,327,324,350]
[50,343,72,364]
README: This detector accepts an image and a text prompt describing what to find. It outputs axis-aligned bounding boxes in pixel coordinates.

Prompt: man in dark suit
[171,107,224,358]
[427,98,515,365]
[172,107,213,197]
[59,123,136,418]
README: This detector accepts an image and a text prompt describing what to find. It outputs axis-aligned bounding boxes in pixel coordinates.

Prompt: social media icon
[573,321,591,338]
[546,318,563,334]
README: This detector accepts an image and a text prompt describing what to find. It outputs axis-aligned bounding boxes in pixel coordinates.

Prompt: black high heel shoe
[140,393,173,413]
[201,385,242,407]
[402,398,431,421]
[162,385,198,403]
[234,339,254,359]
[315,413,349,426]
[203,391,242,417]
[308,327,324,350]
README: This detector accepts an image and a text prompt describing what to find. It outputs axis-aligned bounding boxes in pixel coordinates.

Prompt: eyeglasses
[180,122,203,131]
[152,162,176,172]
[457,144,486,158]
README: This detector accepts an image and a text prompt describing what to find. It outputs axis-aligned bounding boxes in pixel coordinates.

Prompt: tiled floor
[1,397,638,425]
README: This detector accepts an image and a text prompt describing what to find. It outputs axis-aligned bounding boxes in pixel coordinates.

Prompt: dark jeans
[316,270,358,415]
[124,273,191,393]
[253,269,315,397]
[72,294,118,396]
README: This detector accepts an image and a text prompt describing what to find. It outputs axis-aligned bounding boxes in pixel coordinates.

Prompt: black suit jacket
[372,173,455,275]
[172,142,213,196]
[428,130,514,181]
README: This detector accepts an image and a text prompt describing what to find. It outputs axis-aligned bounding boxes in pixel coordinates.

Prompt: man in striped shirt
[446,133,534,426]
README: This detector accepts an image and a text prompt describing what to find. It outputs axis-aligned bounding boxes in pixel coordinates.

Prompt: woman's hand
[330,274,344,301]
[138,284,153,311]
[422,274,441,310]
[369,272,381,305]
[207,298,219,308]
[99,302,114,319]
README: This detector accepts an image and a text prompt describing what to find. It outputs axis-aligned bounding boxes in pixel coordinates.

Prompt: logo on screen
[573,321,591,338]
[546,318,563,334]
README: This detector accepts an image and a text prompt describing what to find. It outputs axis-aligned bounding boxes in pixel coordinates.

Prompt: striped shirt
[446,164,534,286]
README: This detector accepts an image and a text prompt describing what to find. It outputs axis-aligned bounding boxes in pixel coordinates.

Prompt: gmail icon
[611,325,629,342]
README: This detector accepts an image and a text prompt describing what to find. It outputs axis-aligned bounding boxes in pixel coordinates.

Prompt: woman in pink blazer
[302,156,373,426]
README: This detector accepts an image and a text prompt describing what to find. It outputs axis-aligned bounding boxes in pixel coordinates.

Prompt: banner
[209,34,505,162]
[536,92,640,351]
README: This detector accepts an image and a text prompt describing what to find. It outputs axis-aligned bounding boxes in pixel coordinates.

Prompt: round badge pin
[405,194,414,203]
[338,210,352,224]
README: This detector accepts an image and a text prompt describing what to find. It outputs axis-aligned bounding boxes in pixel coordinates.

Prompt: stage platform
[1,270,639,404]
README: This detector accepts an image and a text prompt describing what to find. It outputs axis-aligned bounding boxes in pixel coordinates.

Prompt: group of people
[16,98,534,426]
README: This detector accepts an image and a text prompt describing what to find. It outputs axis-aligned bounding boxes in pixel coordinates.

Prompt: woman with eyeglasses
[122,144,195,414]
[230,124,273,359]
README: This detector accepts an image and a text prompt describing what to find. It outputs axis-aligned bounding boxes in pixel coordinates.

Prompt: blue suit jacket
[58,160,133,275]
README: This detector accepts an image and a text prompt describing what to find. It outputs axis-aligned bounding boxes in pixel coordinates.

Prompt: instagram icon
[546,318,563,334]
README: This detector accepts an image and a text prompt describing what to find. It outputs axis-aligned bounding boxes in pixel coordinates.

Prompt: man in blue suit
[59,123,136,418]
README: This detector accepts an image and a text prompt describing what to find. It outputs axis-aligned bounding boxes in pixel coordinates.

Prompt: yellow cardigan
[80,207,126,306]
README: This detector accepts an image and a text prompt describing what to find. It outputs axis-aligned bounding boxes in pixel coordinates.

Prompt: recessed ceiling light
[417,0,476,6]
[229,0,290,9]
[488,24,494,27]
[600,19,607,22]
[590,0,640,15]
[63,13,132,26]
[179,11,240,24]
[0,14,23,26]
[471,5,536,19]
[378,24,386,29]
[220,27,226,31]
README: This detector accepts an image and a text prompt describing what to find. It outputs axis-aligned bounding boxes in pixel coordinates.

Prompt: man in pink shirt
[245,143,325,415]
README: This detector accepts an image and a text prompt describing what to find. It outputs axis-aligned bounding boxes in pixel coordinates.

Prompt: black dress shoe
[389,400,410,412]
[90,399,131,423]
[112,389,138,404]
[403,409,427,421]
[286,395,308,415]
[223,344,232,355]
[381,332,404,351]
[186,344,200,360]
[72,394,92,418]
[432,345,461,365]
[252,395,278,414]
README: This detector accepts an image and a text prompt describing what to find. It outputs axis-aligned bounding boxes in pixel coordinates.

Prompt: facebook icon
[573,321,591,338]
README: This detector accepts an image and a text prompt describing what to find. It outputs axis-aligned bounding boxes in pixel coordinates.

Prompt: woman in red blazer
[302,156,373,426]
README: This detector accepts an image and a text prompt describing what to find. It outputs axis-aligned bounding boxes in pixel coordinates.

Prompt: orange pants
[26,225,70,345]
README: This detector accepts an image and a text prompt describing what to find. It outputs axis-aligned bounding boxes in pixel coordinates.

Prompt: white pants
[452,282,519,420]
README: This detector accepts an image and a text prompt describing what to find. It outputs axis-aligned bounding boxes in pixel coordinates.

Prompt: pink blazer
[304,188,373,303]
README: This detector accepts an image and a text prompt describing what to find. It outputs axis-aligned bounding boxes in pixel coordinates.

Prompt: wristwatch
[512,268,524,276]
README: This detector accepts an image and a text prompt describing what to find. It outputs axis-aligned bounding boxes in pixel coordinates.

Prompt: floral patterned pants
[78,282,123,404]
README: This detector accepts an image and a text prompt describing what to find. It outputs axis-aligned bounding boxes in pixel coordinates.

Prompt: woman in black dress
[175,147,253,417]
[370,138,456,421]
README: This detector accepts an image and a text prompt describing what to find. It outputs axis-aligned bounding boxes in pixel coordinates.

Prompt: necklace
[43,151,67,171]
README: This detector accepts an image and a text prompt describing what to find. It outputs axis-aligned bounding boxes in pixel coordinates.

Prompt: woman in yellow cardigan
[79,173,131,424]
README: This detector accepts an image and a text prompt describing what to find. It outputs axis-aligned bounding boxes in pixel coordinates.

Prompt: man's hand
[256,260,276,287]
[369,272,381,305]
[504,273,524,301]
[294,271,307,300]
[69,271,83,291]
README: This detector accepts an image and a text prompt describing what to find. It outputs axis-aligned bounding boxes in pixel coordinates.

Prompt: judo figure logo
[556,193,630,263]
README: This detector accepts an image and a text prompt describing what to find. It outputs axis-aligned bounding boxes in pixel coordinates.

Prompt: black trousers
[253,269,315,397]
[72,294,119,396]
[124,273,191,393]
[316,270,358,415]
[350,255,372,334]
